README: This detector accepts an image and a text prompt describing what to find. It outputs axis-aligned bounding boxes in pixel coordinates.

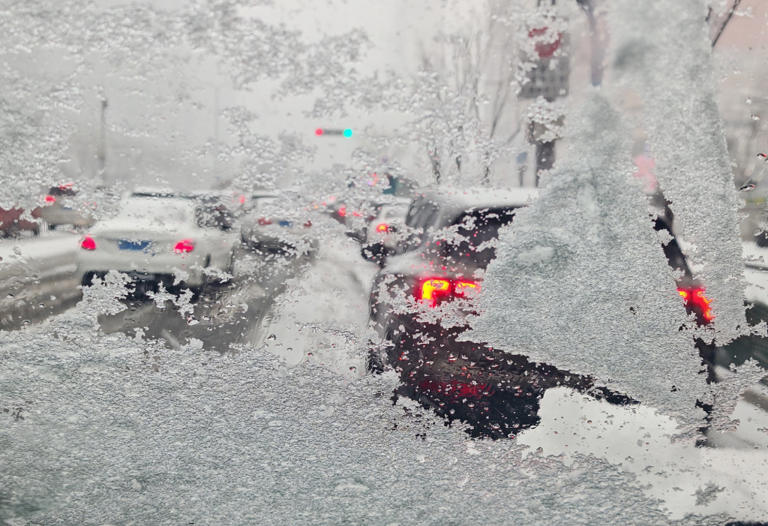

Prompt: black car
[366,187,715,438]
[366,187,618,437]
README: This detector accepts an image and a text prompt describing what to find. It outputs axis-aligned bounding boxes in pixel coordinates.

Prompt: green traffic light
[343,128,353,138]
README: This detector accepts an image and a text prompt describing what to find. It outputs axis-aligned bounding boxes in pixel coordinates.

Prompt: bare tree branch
[712,0,742,49]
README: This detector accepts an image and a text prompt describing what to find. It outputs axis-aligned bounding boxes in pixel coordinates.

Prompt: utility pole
[711,0,742,49]
[576,0,603,87]
[97,91,108,186]
[522,0,568,185]
[212,85,220,181]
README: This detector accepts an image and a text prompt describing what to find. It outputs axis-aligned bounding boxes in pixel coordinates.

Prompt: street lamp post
[97,92,108,185]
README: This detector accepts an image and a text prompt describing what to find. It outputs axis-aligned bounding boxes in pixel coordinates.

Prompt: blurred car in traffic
[710,241,768,374]
[78,194,238,294]
[36,183,95,231]
[322,196,382,242]
[0,183,94,238]
[367,186,539,342]
[240,193,317,257]
[649,196,715,326]
[366,186,717,438]
[366,186,575,437]
[0,206,40,238]
[360,199,410,264]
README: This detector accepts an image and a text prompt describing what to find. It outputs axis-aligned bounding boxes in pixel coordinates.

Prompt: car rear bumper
[77,252,208,287]
[377,314,633,438]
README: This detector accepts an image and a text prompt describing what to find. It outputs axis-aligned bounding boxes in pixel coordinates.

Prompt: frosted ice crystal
[468,93,711,429]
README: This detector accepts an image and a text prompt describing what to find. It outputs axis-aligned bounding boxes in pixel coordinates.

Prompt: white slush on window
[467,94,711,429]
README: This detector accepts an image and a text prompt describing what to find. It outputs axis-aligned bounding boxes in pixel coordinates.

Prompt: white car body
[77,196,238,289]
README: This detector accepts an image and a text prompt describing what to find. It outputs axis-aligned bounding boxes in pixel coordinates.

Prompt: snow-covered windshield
[2,0,768,524]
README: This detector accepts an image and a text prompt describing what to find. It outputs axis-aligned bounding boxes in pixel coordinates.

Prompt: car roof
[123,195,195,210]
[376,199,410,212]
[414,186,539,215]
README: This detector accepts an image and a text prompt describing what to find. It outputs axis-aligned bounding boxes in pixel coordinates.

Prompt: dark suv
[366,188,622,437]
[368,187,538,342]
[367,187,715,438]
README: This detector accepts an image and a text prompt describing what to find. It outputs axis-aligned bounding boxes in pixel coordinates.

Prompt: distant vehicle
[649,195,714,326]
[710,241,768,373]
[0,206,39,238]
[240,195,317,257]
[36,184,94,231]
[78,195,238,294]
[360,199,410,264]
[368,187,540,334]
[320,195,381,242]
[0,183,94,238]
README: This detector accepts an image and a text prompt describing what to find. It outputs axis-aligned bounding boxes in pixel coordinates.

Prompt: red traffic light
[315,128,324,136]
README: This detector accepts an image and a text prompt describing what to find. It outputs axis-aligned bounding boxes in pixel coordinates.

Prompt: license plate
[118,239,151,251]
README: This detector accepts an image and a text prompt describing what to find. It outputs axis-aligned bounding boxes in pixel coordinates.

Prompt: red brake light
[375,223,388,233]
[80,235,96,250]
[454,280,479,297]
[418,379,494,400]
[417,278,481,307]
[44,195,56,203]
[678,287,714,323]
[174,239,195,253]
[337,205,347,218]
[418,279,451,307]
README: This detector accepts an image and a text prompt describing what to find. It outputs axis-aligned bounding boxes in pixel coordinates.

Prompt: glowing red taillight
[337,205,347,218]
[417,278,480,307]
[454,280,478,297]
[418,379,495,400]
[44,195,56,203]
[174,239,195,253]
[678,287,714,323]
[80,235,96,250]
[375,223,388,233]
[418,279,451,307]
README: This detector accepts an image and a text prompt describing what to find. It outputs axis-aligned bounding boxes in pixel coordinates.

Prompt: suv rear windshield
[440,207,517,268]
